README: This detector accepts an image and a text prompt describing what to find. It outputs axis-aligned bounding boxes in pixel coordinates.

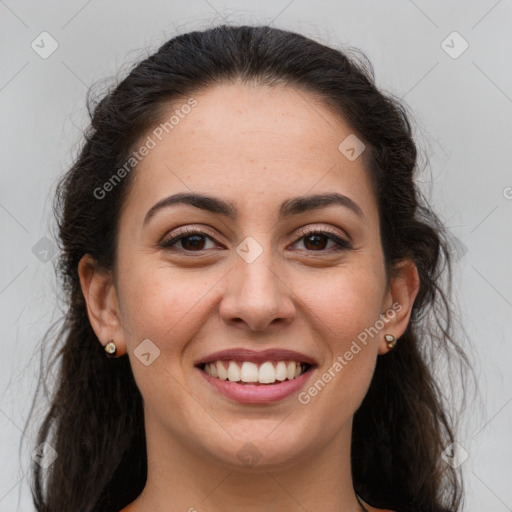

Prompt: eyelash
[160,227,353,254]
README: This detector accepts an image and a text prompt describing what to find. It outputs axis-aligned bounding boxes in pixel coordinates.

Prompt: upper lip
[194,348,318,366]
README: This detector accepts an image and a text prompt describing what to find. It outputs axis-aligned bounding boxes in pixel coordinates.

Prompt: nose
[218,252,296,332]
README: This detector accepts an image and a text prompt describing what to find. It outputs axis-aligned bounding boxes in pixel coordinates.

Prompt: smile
[195,348,317,403]
[201,360,311,384]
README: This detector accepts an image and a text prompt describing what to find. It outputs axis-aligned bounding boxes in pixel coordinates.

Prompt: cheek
[297,264,385,342]
[117,264,219,409]
[292,263,384,403]
[118,262,214,350]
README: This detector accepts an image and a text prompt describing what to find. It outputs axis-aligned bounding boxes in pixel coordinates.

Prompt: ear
[378,258,420,355]
[78,254,126,356]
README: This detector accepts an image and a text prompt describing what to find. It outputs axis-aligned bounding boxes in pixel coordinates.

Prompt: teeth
[227,361,241,382]
[286,361,296,380]
[216,361,228,380]
[275,361,287,381]
[259,362,276,383]
[240,362,259,382]
[203,360,308,384]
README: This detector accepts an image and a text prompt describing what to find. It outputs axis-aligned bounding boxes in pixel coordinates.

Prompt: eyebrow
[143,191,365,225]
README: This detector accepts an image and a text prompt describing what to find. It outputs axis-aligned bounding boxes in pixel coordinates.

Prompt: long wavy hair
[25,24,472,512]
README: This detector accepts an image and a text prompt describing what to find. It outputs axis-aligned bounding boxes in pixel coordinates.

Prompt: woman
[28,24,470,512]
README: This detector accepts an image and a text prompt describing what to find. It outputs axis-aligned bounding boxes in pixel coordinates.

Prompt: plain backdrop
[1,1,511,510]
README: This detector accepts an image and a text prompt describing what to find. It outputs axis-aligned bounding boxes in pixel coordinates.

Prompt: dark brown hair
[26,24,472,512]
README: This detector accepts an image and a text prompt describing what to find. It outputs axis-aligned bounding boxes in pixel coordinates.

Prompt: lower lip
[198,366,315,404]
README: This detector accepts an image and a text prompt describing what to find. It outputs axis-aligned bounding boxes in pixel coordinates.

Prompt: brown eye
[303,233,330,250]
[292,230,352,252]
[161,230,218,252]
[179,235,207,251]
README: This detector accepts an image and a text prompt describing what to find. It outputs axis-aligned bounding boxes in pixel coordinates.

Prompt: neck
[126,413,366,512]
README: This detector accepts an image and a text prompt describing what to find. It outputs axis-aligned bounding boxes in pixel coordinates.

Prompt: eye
[160,227,352,254]
[291,228,352,252]
[160,228,220,252]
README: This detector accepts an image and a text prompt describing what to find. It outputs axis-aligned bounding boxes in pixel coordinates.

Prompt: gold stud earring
[384,334,396,349]
[104,340,117,358]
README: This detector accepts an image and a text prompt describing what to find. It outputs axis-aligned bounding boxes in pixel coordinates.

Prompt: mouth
[194,348,317,403]
[198,360,313,384]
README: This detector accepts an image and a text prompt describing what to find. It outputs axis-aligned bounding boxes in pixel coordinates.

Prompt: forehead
[122,83,377,224]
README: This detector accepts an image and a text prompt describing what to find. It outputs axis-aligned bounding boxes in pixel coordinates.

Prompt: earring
[384,334,396,349]
[104,340,117,358]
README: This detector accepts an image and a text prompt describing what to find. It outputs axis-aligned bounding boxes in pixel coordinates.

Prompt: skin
[79,82,419,512]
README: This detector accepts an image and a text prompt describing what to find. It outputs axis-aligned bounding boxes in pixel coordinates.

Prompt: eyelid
[293,225,350,243]
[160,225,222,248]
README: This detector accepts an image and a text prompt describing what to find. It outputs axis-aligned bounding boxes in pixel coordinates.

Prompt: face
[82,82,417,471]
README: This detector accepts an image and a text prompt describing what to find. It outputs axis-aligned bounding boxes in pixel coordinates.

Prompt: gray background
[1,1,511,510]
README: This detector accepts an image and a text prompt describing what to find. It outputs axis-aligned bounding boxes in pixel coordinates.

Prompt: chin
[194,425,317,472]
